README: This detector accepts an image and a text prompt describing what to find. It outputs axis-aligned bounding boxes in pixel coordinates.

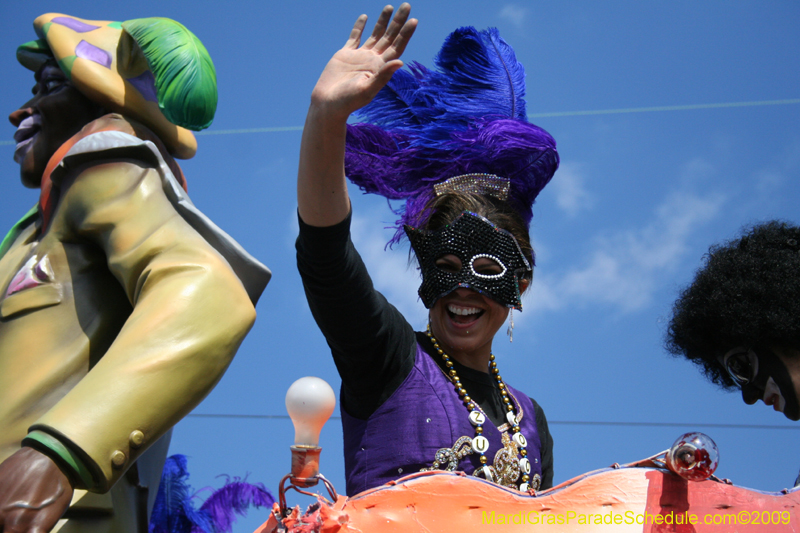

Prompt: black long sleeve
[296,211,416,419]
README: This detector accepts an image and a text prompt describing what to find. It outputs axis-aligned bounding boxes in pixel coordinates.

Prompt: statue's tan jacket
[0,116,262,529]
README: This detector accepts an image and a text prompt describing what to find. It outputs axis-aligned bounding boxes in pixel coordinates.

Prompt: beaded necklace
[426,325,534,491]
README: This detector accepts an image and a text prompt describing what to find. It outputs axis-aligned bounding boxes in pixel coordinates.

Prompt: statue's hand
[311,3,417,121]
[0,447,74,532]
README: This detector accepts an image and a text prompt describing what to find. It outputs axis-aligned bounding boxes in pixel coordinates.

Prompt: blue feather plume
[148,455,275,533]
[353,66,429,128]
[345,26,559,245]
[149,455,214,533]
[353,27,526,137]
[430,27,527,120]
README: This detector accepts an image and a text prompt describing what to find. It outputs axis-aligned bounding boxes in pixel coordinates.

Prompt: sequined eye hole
[470,254,506,279]
[435,254,463,274]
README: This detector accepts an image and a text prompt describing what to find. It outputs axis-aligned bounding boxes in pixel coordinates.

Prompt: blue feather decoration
[428,27,527,121]
[345,26,558,245]
[149,455,214,533]
[352,27,527,145]
[353,66,427,128]
[148,455,275,533]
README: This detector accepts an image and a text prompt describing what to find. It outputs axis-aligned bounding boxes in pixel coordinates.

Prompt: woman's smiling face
[428,254,528,372]
[429,286,509,371]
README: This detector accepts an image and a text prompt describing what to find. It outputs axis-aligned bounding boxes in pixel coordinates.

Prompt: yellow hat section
[26,14,197,159]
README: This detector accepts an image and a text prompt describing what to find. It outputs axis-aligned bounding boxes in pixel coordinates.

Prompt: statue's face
[9,63,104,188]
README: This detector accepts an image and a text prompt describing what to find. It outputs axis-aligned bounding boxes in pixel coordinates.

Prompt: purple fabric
[75,40,111,69]
[52,17,100,33]
[127,70,159,102]
[342,343,542,496]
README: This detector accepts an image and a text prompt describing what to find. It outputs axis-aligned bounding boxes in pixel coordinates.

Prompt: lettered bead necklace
[426,325,532,491]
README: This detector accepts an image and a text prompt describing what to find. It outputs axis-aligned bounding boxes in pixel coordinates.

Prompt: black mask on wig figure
[750,348,800,421]
[405,211,532,310]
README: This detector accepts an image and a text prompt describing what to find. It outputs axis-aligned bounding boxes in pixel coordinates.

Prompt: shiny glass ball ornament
[665,432,719,481]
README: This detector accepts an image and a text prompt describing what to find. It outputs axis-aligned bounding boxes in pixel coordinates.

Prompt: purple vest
[342,343,542,496]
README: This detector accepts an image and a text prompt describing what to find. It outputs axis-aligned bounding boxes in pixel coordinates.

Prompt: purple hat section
[75,40,111,69]
[126,70,159,102]
[52,17,100,33]
[344,27,559,246]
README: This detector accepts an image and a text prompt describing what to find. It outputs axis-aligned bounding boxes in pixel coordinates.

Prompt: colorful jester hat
[16,14,218,159]
[345,27,559,246]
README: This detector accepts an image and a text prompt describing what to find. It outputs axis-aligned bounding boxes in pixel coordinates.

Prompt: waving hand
[298,4,417,227]
[313,4,417,121]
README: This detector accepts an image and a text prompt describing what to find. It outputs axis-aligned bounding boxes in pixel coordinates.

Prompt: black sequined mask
[405,212,532,310]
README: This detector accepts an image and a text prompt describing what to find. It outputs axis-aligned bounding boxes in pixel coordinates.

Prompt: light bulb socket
[289,445,322,487]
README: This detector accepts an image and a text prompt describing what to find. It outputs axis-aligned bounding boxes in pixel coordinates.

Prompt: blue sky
[1,1,799,531]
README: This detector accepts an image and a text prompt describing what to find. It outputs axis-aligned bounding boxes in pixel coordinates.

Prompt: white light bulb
[285,377,335,447]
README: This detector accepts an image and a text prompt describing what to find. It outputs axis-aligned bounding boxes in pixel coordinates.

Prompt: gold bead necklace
[426,324,533,490]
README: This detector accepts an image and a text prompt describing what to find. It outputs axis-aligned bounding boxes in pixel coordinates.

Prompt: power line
[2,98,797,146]
[196,126,303,135]
[527,98,800,118]
[185,413,799,430]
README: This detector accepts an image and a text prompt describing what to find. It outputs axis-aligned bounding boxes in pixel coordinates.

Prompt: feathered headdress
[345,27,559,246]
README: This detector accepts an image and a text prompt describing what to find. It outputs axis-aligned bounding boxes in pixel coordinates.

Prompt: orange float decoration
[253,378,800,533]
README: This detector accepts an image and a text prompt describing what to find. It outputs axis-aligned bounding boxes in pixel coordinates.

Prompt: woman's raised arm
[297,4,417,227]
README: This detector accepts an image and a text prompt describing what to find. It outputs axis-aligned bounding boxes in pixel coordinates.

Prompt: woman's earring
[507,309,514,343]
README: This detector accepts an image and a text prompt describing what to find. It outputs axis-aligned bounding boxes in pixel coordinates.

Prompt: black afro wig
[666,220,800,389]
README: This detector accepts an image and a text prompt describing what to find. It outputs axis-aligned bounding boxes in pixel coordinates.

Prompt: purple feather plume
[198,478,275,533]
[149,455,275,533]
[345,27,558,246]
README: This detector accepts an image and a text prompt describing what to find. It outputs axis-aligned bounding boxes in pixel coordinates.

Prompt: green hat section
[121,18,217,131]
[17,37,79,82]
[16,39,54,72]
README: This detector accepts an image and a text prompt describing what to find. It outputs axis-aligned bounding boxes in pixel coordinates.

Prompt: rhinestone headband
[433,174,510,201]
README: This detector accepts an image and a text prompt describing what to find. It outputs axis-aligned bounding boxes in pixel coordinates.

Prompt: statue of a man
[0,14,269,532]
